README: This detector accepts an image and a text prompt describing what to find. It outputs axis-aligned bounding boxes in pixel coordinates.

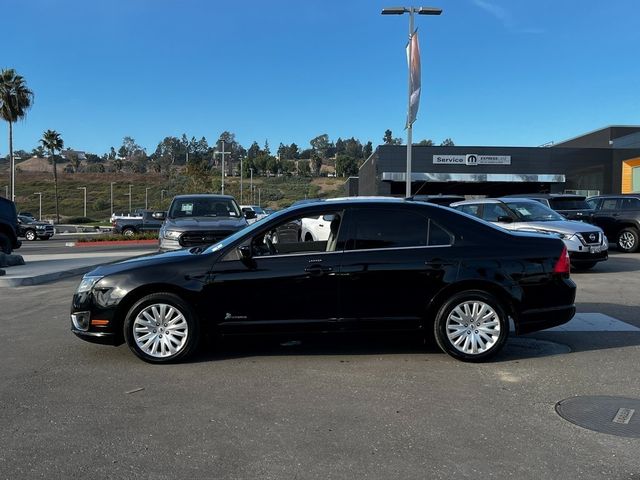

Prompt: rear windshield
[548,198,590,210]
[169,198,241,218]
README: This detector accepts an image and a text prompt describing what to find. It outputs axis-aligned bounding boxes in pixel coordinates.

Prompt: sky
[2,0,640,156]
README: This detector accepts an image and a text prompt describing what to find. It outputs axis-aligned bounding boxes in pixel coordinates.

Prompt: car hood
[165,217,247,231]
[506,220,602,235]
[87,247,214,277]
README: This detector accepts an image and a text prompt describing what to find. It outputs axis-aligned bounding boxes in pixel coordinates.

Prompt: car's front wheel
[24,229,37,241]
[123,292,200,363]
[617,228,639,253]
[434,290,509,362]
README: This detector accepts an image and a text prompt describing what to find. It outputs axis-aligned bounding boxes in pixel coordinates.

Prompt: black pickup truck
[587,194,640,253]
[0,197,21,254]
[112,210,164,236]
[17,215,55,241]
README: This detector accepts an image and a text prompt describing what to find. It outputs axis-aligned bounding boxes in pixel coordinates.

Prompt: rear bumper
[516,304,576,335]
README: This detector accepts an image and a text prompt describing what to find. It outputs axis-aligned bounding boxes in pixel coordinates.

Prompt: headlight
[36,225,45,229]
[163,230,182,240]
[558,233,573,240]
[76,275,103,293]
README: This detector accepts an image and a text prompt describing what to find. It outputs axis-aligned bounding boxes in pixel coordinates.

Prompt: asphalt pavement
[0,253,639,479]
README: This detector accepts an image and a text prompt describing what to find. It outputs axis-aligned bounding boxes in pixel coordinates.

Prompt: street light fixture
[127,184,133,213]
[33,192,42,220]
[77,186,87,218]
[381,5,442,197]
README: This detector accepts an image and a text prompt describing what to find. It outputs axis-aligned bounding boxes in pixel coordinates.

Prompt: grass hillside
[1,168,347,223]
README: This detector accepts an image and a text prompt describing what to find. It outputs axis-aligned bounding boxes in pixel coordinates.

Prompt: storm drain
[555,395,640,438]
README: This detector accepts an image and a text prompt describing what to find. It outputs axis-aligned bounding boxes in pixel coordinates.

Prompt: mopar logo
[465,154,478,166]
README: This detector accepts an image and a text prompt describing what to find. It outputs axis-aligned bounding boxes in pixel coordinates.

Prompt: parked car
[0,197,21,254]
[451,198,608,270]
[157,194,252,251]
[240,205,268,224]
[586,194,640,253]
[504,194,594,222]
[17,215,54,241]
[71,197,576,364]
[112,210,164,236]
[300,213,334,242]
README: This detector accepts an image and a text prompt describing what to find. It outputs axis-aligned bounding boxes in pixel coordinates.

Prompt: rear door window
[348,209,427,250]
[601,199,620,210]
[620,198,640,210]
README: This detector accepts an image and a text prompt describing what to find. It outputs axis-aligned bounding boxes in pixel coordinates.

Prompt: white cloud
[471,0,544,34]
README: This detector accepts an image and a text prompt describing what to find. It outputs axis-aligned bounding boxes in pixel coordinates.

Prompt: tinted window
[601,199,619,210]
[586,198,600,209]
[621,198,640,210]
[481,204,511,222]
[350,209,427,250]
[169,198,241,218]
[549,198,590,210]
[428,221,452,246]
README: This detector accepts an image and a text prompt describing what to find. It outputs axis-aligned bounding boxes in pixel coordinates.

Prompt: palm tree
[40,130,64,223]
[0,69,34,201]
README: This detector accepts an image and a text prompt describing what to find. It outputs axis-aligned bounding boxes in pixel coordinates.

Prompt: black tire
[571,261,597,271]
[617,228,639,253]
[24,229,37,241]
[123,292,200,363]
[0,233,11,254]
[122,228,136,237]
[433,290,509,362]
[304,233,313,242]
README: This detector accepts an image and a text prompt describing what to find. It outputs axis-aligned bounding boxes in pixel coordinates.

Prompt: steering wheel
[264,234,277,255]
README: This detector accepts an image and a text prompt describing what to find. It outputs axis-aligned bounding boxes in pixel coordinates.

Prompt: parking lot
[1,245,639,479]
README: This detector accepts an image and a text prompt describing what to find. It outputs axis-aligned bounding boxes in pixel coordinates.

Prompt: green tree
[383,129,394,145]
[418,139,434,146]
[336,155,359,177]
[363,141,373,158]
[0,68,34,200]
[40,130,64,224]
[440,138,455,146]
[310,134,330,158]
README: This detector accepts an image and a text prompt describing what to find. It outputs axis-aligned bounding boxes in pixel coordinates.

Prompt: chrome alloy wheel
[25,230,37,241]
[445,301,501,355]
[133,303,189,358]
[619,231,636,250]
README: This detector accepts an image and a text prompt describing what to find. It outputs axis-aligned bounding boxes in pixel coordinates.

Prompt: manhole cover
[556,395,640,438]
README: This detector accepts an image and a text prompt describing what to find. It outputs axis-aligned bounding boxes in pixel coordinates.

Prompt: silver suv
[158,194,250,251]
[451,198,608,270]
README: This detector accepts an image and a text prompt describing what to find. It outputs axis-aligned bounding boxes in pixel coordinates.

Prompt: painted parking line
[547,313,640,332]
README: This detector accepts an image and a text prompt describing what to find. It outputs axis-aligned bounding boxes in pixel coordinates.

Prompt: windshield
[505,201,565,222]
[204,207,293,253]
[252,206,266,214]
[168,198,241,218]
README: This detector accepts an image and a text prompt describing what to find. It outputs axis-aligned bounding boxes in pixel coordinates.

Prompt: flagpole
[406,10,414,198]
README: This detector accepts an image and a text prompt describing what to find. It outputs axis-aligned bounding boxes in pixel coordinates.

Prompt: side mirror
[238,245,252,261]
[152,211,166,220]
[497,215,514,224]
[244,210,257,220]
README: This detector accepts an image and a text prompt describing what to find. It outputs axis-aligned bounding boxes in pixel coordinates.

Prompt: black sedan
[71,198,576,363]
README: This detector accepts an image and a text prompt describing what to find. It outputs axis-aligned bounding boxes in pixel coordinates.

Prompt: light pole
[215,140,231,195]
[11,156,21,202]
[77,187,87,217]
[145,187,150,210]
[161,189,167,203]
[110,182,116,217]
[126,184,133,212]
[249,168,254,205]
[240,155,244,203]
[33,192,42,220]
[382,5,442,197]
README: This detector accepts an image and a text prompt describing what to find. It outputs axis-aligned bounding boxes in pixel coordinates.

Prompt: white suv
[300,214,335,242]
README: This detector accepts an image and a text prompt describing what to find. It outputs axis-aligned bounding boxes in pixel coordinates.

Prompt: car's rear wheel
[617,228,639,253]
[123,292,200,363]
[0,233,11,254]
[122,228,136,237]
[434,290,509,362]
[24,229,37,241]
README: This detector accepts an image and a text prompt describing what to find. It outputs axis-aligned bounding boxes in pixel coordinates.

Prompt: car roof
[450,197,541,207]
[588,193,640,199]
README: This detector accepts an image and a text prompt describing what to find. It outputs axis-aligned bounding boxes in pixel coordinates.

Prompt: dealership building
[351,126,640,197]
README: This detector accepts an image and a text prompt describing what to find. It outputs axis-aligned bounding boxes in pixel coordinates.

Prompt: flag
[406,29,421,127]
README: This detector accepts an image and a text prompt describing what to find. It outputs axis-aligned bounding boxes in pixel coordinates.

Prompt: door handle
[304,264,333,276]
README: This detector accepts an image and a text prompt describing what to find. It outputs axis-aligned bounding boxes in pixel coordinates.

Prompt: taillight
[553,246,571,274]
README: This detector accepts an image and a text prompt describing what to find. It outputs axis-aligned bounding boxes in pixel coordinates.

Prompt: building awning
[381,172,566,183]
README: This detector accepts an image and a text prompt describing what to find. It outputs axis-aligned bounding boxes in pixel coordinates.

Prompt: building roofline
[554,125,640,146]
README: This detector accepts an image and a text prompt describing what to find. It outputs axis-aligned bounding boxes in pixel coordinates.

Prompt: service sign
[433,154,511,166]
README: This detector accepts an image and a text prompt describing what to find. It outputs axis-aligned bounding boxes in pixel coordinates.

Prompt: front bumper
[562,236,608,263]
[71,328,120,345]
